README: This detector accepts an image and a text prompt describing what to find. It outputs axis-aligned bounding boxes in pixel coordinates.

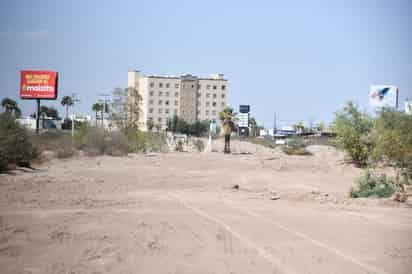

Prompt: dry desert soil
[0,140,411,274]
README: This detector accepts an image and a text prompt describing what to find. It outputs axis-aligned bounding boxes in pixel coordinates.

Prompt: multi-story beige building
[127,70,228,131]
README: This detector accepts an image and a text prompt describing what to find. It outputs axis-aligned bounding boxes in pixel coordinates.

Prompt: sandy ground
[0,140,411,274]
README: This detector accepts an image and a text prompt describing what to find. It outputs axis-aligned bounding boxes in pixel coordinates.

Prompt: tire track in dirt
[220,199,391,274]
[171,192,392,274]
[169,193,299,274]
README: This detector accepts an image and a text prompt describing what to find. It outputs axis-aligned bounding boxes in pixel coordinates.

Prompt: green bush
[371,109,412,184]
[282,137,311,156]
[331,102,373,167]
[74,126,128,156]
[0,113,37,171]
[350,170,398,198]
[126,129,167,153]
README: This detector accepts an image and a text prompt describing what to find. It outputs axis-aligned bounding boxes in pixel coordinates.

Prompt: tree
[147,118,154,132]
[1,97,21,118]
[40,106,60,119]
[315,121,325,133]
[92,103,103,127]
[371,109,412,184]
[110,88,128,131]
[61,96,73,119]
[219,107,236,154]
[293,121,305,134]
[331,101,373,167]
[127,87,142,129]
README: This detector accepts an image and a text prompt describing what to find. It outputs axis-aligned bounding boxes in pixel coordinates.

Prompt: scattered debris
[232,184,239,190]
[270,190,280,200]
[270,195,280,200]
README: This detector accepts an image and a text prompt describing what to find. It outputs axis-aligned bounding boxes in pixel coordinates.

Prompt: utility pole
[71,93,80,137]
[99,93,110,129]
[273,112,277,136]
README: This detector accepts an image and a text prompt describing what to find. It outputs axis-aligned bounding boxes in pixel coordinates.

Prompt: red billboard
[20,70,58,99]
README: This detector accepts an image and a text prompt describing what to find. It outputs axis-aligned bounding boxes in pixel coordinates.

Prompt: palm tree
[1,97,21,118]
[61,96,74,119]
[219,107,236,154]
[92,103,103,127]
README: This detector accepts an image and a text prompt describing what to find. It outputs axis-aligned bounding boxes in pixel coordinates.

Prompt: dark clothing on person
[224,134,231,154]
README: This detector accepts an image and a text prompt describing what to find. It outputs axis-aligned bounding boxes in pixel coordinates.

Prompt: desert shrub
[282,137,311,156]
[125,129,167,153]
[350,170,398,198]
[31,130,72,152]
[74,126,106,154]
[56,147,76,159]
[192,139,204,152]
[331,102,373,167]
[175,140,184,152]
[0,113,37,171]
[75,126,129,156]
[126,129,148,152]
[371,109,412,184]
[104,131,129,156]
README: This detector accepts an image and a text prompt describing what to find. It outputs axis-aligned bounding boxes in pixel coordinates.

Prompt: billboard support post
[35,99,40,134]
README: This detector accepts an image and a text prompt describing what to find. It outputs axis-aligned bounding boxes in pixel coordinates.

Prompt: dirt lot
[0,140,411,274]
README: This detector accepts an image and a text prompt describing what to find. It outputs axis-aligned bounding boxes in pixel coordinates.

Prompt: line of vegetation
[332,102,412,198]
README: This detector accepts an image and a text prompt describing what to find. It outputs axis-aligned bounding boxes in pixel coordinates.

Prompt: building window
[206,93,210,98]
[158,117,162,123]
[165,100,169,106]
[213,93,217,98]
[175,83,179,88]
[206,102,210,107]
[158,109,162,114]
[222,85,226,90]
[212,110,216,115]
[149,108,153,113]
[212,102,216,107]
[198,84,201,89]
[159,83,163,88]
[174,100,178,106]
[158,100,162,105]
[150,83,154,88]
[191,84,194,88]
[174,92,178,97]
[149,91,154,96]
[174,109,178,115]
[158,91,162,96]
[165,109,169,114]
[221,94,225,99]
[166,83,170,88]
[149,100,154,105]
[206,85,210,90]
[213,85,217,90]
[165,91,169,97]
[221,102,225,107]
[206,110,209,115]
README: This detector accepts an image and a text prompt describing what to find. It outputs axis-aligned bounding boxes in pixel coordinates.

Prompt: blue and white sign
[369,85,398,108]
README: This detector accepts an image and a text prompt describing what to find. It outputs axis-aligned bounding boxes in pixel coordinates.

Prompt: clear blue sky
[1,0,411,127]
